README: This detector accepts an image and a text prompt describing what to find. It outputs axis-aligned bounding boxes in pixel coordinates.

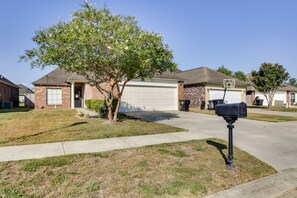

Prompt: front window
[47,88,62,105]
[291,93,296,104]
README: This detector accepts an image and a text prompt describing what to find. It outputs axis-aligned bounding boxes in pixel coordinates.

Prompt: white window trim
[47,88,62,105]
[291,93,296,103]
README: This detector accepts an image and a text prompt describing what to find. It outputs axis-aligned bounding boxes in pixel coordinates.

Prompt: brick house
[33,68,184,111]
[246,83,297,106]
[0,75,19,107]
[176,67,247,109]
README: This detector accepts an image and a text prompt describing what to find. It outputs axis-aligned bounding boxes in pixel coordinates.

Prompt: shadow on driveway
[125,111,179,122]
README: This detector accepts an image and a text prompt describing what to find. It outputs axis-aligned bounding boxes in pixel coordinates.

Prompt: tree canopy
[217,65,232,77]
[289,78,297,87]
[217,65,247,81]
[20,3,176,122]
[233,71,247,81]
[251,63,289,110]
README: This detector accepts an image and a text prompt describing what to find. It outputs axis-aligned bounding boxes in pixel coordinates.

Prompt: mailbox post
[215,102,247,168]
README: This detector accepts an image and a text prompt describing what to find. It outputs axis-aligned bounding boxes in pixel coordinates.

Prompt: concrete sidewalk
[206,168,297,198]
[0,132,208,162]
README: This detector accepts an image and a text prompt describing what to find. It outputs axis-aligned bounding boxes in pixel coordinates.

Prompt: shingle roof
[32,68,87,86]
[246,74,297,92]
[177,67,247,87]
[153,70,183,80]
[18,84,34,95]
[278,85,297,92]
[0,75,19,88]
[33,68,182,86]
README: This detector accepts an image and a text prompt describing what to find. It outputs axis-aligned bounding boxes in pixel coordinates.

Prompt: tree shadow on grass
[207,140,228,165]
[0,122,87,145]
[125,111,179,122]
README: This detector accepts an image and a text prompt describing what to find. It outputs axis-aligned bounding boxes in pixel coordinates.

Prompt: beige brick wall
[35,85,71,109]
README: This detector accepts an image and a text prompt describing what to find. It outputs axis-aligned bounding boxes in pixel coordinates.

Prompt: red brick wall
[184,84,206,109]
[0,82,19,107]
[35,85,71,109]
[178,81,185,101]
[287,91,291,104]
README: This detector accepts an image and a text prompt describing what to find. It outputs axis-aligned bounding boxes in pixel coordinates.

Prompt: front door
[74,86,83,108]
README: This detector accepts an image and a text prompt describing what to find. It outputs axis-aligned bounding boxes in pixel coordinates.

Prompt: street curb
[206,168,297,198]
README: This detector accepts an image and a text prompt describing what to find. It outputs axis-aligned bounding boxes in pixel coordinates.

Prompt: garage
[209,89,243,104]
[119,79,178,112]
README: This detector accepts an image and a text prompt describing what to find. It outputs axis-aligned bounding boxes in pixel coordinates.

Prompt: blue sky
[1,0,297,87]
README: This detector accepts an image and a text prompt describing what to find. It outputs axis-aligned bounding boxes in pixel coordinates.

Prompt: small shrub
[85,98,119,117]
[93,100,105,113]
[85,99,92,109]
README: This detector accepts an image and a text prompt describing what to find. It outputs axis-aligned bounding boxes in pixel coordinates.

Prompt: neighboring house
[18,84,35,108]
[246,84,297,106]
[176,67,247,109]
[33,68,184,112]
[0,75,19,107]
[246,74,297,106]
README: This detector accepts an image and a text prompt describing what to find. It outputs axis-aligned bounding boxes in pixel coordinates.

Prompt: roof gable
[0,75,19,88]
[32,68,87,86]
[177,67,247,87]
[18,84,34,94]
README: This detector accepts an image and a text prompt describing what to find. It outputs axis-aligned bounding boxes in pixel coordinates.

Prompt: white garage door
[209,90,242,104]
[119,81,178,112]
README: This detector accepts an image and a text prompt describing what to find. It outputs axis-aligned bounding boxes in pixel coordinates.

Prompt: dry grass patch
[0,108,183,146]
[0,139,276,198]
[190,108,297,122]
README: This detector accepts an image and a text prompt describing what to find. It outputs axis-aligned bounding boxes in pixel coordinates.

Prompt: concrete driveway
[127,111,297,171]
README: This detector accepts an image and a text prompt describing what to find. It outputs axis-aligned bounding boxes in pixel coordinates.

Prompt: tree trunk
[265,92,275,111]
[113,80,128,122]
[113,98,121,122]
[268,101,273,110]
[107,106,113,122]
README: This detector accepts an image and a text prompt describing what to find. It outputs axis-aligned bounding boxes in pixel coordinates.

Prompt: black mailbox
[215,102,247,119]
[215,102,247,168]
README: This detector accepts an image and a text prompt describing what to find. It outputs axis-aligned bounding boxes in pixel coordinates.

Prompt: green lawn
[0,108,184,146]
[190,108,297,122]
[0,139,276,197]
[248,106,297,112]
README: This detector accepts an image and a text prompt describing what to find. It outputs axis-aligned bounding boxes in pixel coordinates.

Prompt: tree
[217,65,233,76]
[251,63,289,110]
[233,71,247,81]
[20,3,176,123]
[289,78,297,87]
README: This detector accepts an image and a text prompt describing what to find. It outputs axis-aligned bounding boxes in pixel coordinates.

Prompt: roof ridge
[32,67,60,84]
[178,66,209,73]
[0,75,18,88]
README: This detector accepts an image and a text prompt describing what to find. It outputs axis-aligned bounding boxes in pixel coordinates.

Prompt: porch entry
[74,86,83,108]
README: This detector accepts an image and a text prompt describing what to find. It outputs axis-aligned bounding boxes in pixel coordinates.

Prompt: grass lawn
[190,108,297,122]
[0,139,276,198]
[248,105,297,112]
[0,108,184,146]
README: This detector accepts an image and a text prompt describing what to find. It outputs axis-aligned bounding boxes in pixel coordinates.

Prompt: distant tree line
[217,63,293,110]
[217,65,247,81]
